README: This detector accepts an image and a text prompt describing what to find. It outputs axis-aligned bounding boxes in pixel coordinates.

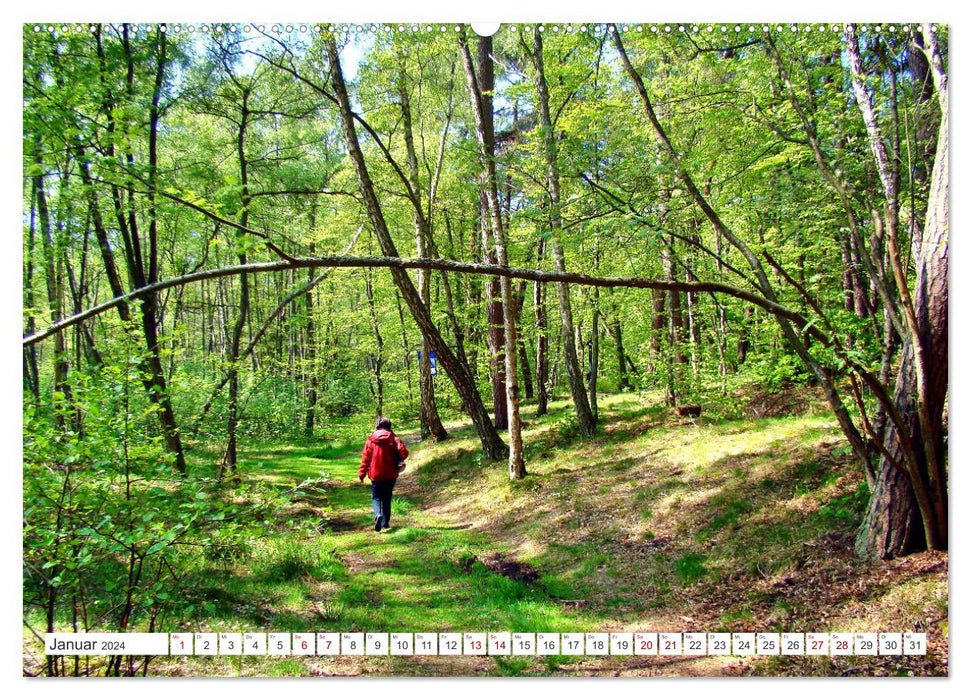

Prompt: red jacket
[359,429,409,482]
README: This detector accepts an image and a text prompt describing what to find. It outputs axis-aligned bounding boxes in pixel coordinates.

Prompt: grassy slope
[56,392,948,677]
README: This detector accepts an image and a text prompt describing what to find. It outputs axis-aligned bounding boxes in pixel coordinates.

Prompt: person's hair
[375,416,392,431]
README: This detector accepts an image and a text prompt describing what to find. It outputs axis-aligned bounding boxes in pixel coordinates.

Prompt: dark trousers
[370,478,396,528]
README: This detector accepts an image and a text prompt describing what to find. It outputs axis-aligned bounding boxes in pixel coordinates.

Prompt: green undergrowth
[410,394,862,617]
[35,391,946,676]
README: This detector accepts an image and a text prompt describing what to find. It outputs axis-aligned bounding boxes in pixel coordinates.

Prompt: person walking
[359,417,408,532]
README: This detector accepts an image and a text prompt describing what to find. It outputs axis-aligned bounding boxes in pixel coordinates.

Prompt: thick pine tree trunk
[856,26,948,557]
[857,345,925,556]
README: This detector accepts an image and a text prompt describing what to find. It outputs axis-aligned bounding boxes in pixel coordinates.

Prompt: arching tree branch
[26,253,820,348]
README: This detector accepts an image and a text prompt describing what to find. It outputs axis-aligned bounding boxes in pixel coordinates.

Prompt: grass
[27,391,948,677]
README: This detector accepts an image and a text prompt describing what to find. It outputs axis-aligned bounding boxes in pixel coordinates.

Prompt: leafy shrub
[23,344,268,666]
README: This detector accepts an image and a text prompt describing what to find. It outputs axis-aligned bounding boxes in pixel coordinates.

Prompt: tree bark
[304,242,318,437]
[856,344,926,556]
[223,85,252,483]
[325,36,508,461]
[364,268,385,417]
[534,239,550,415]
[514,280,534,400]
[461,33,525,477]
[530,29,596,436]
[588,289,600,421]
[398,65,448,441]
[482,199,509,429]
[612,318,629,390]
[856,25,948,557]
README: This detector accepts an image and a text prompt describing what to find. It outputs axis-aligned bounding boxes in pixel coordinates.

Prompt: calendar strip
[44,632,927,657]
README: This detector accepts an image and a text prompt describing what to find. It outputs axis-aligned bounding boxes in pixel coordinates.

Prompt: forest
[22,22,947,677]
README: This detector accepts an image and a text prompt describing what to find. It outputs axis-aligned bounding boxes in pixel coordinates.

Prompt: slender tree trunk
[515,281,534,401]
[685,249,701,382]
[648,290,665,375]
[33,145,71,421]
[588,289,600,422]
[612,318,629,390]
[713,229,730,379]
[661,230,680,404]
[364,269,385,417]
[304,244,318,437]
[223,88,252,483]
[482,198,508,429]
[475,65,508,429]
[534,239,550,415]
[140,29,187,473]
[664,234,688,366]
[326,37,507,460]
[439,214,472,376]
[461,33,525,477]
[737,306,753,364]
[398,67,448,440]
[95,27,186,472]
[24,179,40,398]
[530,29,596,436]
[394,289,415,410]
